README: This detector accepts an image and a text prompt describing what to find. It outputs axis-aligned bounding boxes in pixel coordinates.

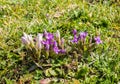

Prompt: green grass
[0,0,120,83]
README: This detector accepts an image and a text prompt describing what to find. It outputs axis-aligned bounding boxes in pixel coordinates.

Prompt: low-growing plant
[21,29,102,69]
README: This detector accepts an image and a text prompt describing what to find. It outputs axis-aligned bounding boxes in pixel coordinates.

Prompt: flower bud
[21,36,30,45]
[21,32,34,47]
[72,29,77,35]
[36,33,43,50]
[21,33,30,45]
[56,30,60,39]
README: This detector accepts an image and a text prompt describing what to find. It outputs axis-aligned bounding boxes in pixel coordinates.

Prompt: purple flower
[47,33,54,40]
[53,41,66,54]
[72,29,77,35]
[53,41,57,47]
[72,35,78,43]
[53,41,60,54]
[43,30,54,40]
[94,36,102,44]
[78,32,88,40]
[59,49,66,53]
[71,29,79,43]
[53,46,60,54]
[42,30,55,50]
[42,40,51,50]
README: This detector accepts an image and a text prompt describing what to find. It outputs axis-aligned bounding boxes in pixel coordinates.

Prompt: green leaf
[76,65,89,79]
[4,78,14,84]
[45,68,57,77]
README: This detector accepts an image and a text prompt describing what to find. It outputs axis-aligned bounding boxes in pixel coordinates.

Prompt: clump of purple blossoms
[72,29,78,43]
[42,30,65,54]
[72,29,88,43]
[53,41,60,54]
[78,32,88,41]
[72,35,78,43]
[21,29,102,56]
[21,29,103,69]
[94,36,102,44]
[42,31,54,50]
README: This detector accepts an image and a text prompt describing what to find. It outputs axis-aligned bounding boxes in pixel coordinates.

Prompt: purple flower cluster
[21,30,65,54]
[21,29,102,56]
[78,32,88,40]
[72,29,88,43]
[42,30,65,54]
[71,29,102,45]
[42,31,54,50]
[94,36,102,44]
